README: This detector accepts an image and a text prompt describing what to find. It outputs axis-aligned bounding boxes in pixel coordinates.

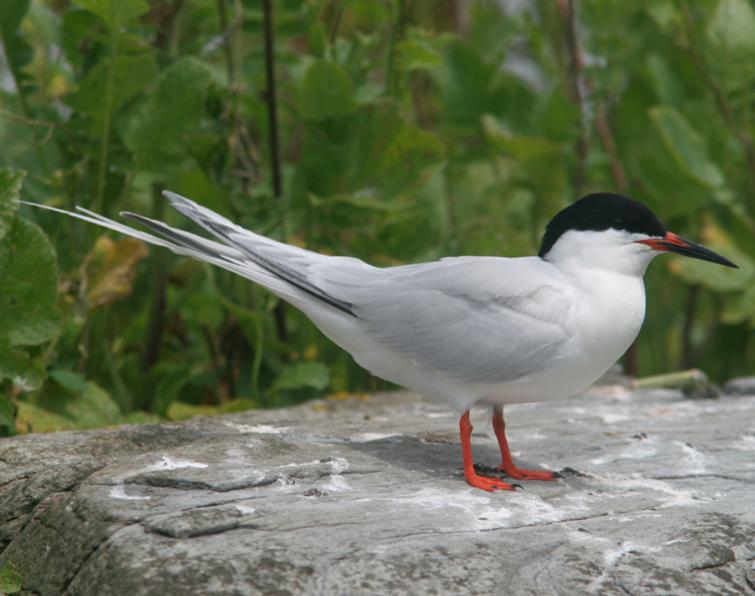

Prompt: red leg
[460,411,517,492]
[493,406,555,481]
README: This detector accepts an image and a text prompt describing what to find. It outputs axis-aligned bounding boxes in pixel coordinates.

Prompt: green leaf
[294,100,444,202]
[0,0,32,91]
[0,394,17,434]
[74,0,148,30]
[667,221,753,292]
[16,401,77,433]
[649,106,725,188]
[272,362,330,392]
[0,339,46,392]
[307,193,402,212]
[0,169,60,393]
[0,218,60,347]
[68,54,158,131]
[706,0,755,59]
[300,60,357,121]
[0,0,29,32]
[397,29,455,73]
[21,370,122,431]
[0,168,23,242]
[123,57,213,167]
[49,368,90,394]
[0,560,22,594]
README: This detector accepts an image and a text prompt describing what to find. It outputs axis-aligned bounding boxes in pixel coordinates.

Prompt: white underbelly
[307,271,646,410]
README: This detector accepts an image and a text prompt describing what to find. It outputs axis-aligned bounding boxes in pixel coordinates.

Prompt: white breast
[480,269,646,405]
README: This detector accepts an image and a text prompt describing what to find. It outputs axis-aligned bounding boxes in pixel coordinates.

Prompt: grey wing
[316,257,575,384]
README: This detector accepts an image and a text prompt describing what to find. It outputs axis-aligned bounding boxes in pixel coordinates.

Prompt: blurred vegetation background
[0,0,753,435]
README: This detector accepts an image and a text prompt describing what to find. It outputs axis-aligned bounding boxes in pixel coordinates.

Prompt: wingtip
[162,190,189,204]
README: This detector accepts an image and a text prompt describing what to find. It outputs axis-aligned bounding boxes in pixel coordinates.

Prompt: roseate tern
[25,192,737,491]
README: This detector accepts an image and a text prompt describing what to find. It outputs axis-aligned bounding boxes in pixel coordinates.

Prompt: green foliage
[0,559,22,594]
[272,362,330,392]
[300,60,357,121]
[649,107,725,189]
[123,57,213,168]
[0,168,60,435]
[74,0,148,31]
[1,0,754,434]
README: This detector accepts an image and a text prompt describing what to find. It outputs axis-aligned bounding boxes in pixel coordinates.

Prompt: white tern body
[29,192,655,411]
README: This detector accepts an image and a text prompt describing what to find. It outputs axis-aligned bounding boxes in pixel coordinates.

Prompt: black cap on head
[538,193,666,257]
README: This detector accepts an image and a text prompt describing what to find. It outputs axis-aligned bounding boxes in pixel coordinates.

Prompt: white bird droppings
[224,422,290,434]
[109,456,208,501]
[109,484,151,501]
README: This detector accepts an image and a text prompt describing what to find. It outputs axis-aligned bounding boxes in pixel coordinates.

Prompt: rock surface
[725,376,755,396]
[1,385,754,595]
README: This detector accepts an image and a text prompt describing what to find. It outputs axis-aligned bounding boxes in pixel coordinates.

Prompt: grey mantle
[1,384,754,595]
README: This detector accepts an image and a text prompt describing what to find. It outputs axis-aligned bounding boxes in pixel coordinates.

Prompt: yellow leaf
[303,344,319,361]
[81,236,149,308]
[166,398,257,421]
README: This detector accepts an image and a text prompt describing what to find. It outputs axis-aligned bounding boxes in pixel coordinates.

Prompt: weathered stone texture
[1,386,753,595]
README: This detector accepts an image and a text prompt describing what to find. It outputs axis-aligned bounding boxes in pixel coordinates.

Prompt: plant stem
[263,0,283,199]
[262,0,288,342]
[93,8,118,217]
[384,0,408,96]
[329,0,345,43]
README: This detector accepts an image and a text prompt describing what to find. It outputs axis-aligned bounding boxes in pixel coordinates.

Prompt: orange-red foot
[498,466,555,481]
[465,471,518,492]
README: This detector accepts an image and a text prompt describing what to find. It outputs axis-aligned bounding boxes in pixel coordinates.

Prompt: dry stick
[557,0,589,196]
[262,0,288,342]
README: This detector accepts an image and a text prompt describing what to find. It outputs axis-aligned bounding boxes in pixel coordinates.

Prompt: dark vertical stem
[385,0,408,96]
[329,0,345,43]
[263,0,283,199]
[262,0,287,341]
[141,184,168,372]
